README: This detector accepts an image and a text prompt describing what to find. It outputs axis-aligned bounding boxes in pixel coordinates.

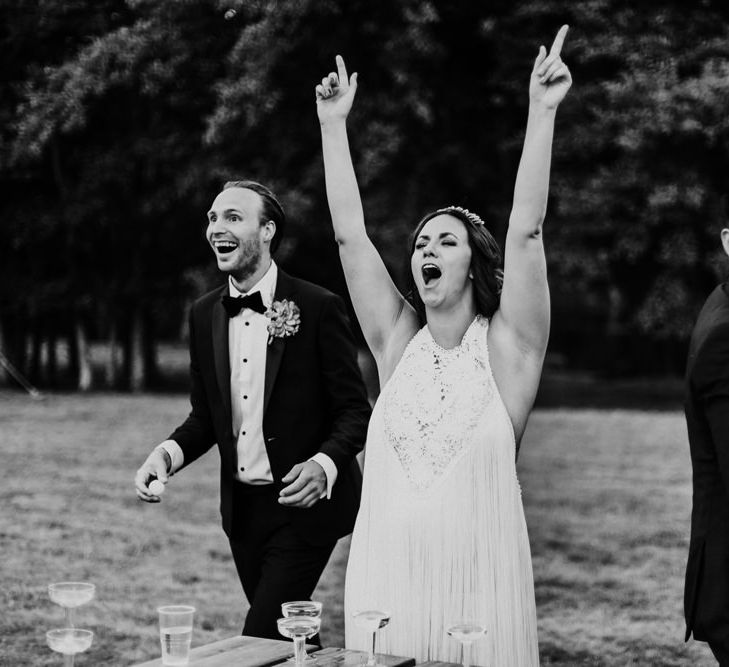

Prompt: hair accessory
[438,205,485,226]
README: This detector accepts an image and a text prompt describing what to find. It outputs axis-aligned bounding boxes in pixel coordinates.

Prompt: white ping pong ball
[149,479,165,495]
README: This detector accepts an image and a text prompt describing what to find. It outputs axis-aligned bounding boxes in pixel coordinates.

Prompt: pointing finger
[336,54,348,86]
[549,24,569,57]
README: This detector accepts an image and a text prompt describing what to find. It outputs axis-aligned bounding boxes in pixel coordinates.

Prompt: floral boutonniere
[265,299,301,345]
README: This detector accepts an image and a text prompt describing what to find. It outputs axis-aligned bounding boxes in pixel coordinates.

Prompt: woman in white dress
[315,26,571,665]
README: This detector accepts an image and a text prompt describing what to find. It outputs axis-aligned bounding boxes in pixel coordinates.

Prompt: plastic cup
[158,605,195,666]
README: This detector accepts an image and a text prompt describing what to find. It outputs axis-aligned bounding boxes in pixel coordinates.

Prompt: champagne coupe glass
[352,609,391,667]
[446,620,487,667]
[48,583,96,628]
[282,601,322,618]
[46,628,94,667]
[277,616,321,667]
[281,601,322,663]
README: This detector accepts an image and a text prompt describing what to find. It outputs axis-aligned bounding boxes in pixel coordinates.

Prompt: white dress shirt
[158,261,337,497]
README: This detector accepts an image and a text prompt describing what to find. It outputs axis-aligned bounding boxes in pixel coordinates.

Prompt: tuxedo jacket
[684,282,729,643]
[168,269,371,545]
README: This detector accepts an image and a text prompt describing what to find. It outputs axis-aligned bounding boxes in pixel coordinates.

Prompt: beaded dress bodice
[380,316,496,491]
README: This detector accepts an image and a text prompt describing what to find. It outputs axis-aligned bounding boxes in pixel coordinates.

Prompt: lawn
[0,391,715,665]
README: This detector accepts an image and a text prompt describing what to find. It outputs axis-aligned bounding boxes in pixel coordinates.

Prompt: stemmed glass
[46,628,94,667]
[446,620,486,667]
[281,601,322,663]
[48,583,96,628]
[352,609,391,667]
[277,616,321,667]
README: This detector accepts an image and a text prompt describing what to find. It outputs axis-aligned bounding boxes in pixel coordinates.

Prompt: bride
[315,26,571,665]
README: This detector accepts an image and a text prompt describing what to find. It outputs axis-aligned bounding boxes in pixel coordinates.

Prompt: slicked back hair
[223,180,286,253]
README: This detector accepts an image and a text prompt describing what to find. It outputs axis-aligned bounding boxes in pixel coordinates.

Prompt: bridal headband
[437,205,485,227]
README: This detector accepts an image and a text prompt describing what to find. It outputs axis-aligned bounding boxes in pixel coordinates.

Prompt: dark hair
[223,180,286,252]
[407,206,503,324]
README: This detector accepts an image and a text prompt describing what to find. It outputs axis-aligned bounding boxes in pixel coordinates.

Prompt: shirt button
[245,322,250,326]
[243,359,248,363]
[243,395,248,400]
[241,431,246,436]
[240,466,245,472]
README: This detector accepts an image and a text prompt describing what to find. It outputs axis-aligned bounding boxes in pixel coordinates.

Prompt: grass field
[0,391,716,665]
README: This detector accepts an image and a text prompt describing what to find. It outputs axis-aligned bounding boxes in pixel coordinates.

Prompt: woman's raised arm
[496,26,572,360]
[317,56,415,364]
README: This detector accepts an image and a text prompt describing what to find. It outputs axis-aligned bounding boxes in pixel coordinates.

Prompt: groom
[135,180,371,639]
[684,226,729,664]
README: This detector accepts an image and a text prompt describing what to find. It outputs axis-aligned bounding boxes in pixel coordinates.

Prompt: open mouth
[421,263,442,286]
[213,240,238,255]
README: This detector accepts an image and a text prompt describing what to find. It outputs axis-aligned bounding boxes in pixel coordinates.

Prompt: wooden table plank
[417,662,484,666]
[311,647,415,667]
[130,635,315,667]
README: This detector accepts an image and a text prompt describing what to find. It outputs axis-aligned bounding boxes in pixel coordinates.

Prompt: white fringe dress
[344,317,539,665]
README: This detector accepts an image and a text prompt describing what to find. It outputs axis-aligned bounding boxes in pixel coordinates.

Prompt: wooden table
[131,635,313,667]
[130,636,416,667]
[311,647,415,666]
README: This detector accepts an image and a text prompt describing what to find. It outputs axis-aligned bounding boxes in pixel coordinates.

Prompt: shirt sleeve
[309,452,338,500]
[157,440,184,474]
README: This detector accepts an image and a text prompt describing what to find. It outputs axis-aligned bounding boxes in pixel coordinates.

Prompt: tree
[6,0,234,389]
[0,0,133,388]
[5,0,729,389]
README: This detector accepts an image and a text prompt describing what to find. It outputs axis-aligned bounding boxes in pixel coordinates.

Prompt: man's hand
[135,448,171,503]
[279,461,326,508]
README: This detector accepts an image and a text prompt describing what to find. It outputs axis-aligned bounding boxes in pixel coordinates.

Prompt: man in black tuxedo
[684,227,729,664]
[134,180,371,639]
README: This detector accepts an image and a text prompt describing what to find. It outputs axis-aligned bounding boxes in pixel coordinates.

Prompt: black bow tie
[222,291,267,317]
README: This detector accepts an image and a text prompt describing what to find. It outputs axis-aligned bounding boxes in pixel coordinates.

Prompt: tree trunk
[9,312,30,378]
[105,318,121,389]
[47,328,58,388]
[129,307,145,393]
[0,320,7,385]
[29,320,42,385]
[75,320,93,392]
[68,319,80,384]
[143,309,158,389]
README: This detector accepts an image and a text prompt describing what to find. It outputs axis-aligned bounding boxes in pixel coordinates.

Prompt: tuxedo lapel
[211,286,232,428]
[689,283,729,372]
[263,270,296,415]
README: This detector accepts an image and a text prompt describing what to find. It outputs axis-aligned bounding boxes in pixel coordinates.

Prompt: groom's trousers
[228,482,337,641]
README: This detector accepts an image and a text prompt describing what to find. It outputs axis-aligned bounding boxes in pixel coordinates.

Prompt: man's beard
[228,238,262,282]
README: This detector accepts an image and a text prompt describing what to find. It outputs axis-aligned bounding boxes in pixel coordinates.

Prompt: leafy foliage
[3,0,729,383]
